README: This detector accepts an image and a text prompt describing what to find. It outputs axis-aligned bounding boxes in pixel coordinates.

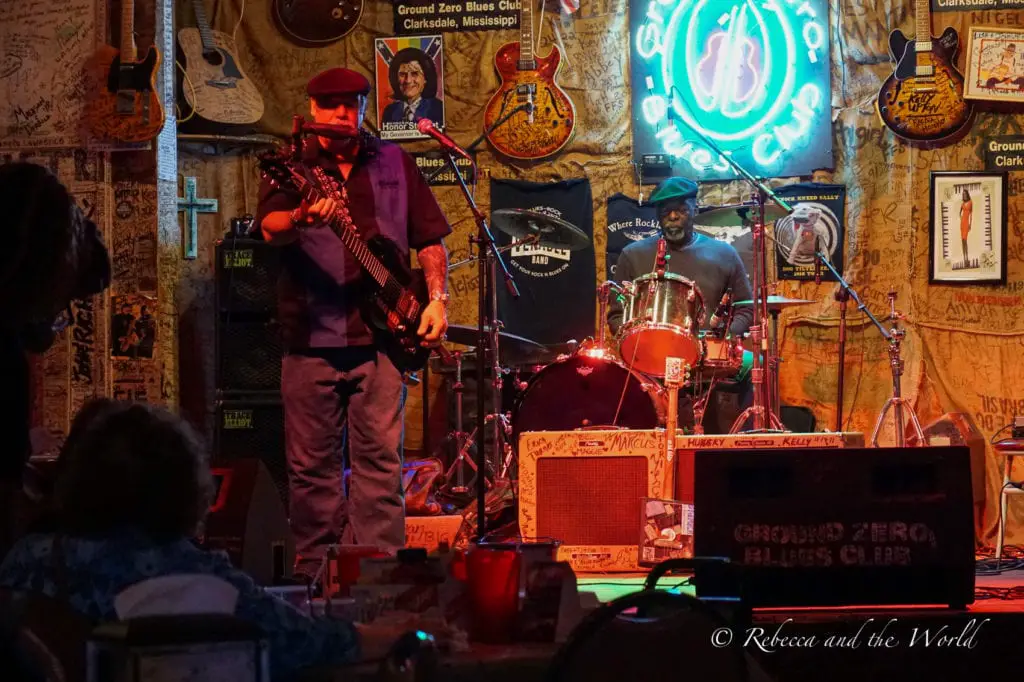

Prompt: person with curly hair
[381,48,443,126]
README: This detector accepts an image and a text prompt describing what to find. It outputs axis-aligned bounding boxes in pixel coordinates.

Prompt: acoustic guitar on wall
[84,0,165,142]
[876,0,973,143]
[177,0,265,126]
[483,0,576,160]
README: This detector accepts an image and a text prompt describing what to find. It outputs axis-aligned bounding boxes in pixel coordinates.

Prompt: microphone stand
[834,286,850,432]
[666,102,793,432]
[442,149,520,539]
[813,253,923,446]
[425,103,534,183]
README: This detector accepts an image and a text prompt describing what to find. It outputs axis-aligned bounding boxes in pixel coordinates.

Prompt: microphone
[302,122,360,140]
[814,232,822,285]
[709,290,731,329]
[416,118,473,163]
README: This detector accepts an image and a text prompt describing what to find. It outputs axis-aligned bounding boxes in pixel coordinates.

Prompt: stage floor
[576,559,1024,681]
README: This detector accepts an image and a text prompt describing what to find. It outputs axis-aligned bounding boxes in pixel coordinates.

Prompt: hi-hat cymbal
[444,324,552,364]
[696,202,790,227]
[491,208,591,251]
[734,295,815,310]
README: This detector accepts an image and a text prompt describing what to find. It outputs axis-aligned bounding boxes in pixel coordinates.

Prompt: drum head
[512,353,664,439]
[619,324,702,377]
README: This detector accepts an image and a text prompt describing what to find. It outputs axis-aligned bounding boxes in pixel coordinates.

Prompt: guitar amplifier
[518,430,866,573]
[216,313,282,393]
[214,399,286,506]
[215,238,280,314]
[692,446,976,608]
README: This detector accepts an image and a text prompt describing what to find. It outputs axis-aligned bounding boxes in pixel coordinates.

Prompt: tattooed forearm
[418,243,449,299]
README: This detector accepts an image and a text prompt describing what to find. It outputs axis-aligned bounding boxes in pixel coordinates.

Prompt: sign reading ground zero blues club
[630,0,833,180]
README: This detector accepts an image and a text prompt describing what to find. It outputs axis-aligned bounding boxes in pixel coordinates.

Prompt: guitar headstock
[257,150,303,191]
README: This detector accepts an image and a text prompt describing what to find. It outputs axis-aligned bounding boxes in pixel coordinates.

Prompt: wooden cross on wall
[177,176,218,260]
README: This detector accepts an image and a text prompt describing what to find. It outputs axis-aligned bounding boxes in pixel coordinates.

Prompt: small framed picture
[929,172,1007,284]
[964,27,1024,102]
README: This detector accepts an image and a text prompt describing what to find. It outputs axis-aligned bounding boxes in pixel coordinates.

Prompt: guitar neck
[192,0,217,52]
[518,0,536,70]
[915,0,932,46]
[296,181,395,290]
[121,0,137,61]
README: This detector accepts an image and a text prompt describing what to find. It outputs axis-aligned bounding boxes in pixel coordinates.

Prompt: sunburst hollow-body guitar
[483,0,575,160]
[85,0,165,142]
[876,0,973,143]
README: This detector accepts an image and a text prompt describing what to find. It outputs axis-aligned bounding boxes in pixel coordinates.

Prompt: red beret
[307,68,371,98]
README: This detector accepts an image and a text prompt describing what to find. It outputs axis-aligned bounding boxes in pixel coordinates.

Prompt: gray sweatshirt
[608,232,754,337]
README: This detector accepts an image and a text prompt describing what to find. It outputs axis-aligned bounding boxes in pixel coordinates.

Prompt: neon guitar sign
[630,0,832,179]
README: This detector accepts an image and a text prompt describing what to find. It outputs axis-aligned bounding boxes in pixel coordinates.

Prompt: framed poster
[374,35,445,141]
[929,172,1007,284]
[964,27,1024,102]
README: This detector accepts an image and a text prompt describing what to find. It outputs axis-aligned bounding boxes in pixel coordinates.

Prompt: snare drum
[618,273,705,376]
[696,333,753,382]
[511,350,666,441]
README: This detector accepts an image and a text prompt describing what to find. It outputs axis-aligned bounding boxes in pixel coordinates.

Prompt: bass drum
[511,351,666,441]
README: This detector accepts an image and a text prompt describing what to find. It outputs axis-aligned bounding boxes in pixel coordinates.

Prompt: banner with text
[932,0,1024,10]
[985,136,1024,171]
[491,178,595,345]
[393,0,520,35]
[773,183,847,281]
[605,193,659,281]
[375,35,445,140]
[411,152,476,186]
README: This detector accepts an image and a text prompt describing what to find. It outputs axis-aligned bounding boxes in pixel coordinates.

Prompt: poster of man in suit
[375,35,445,140]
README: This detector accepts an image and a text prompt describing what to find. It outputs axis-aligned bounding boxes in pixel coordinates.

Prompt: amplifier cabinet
[518,430,865,573]
[519,430,674,572]
[214,399,286,505]
[216,238,280,314]
[693,446,976,608]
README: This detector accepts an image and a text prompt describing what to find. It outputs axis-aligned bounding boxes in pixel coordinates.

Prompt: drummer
[607,177,754,339]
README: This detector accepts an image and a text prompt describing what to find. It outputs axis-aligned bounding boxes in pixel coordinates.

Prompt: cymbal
[491,208,591,252]
[444,324,552,364]
[696,202,790,227]
[734,296,815,310]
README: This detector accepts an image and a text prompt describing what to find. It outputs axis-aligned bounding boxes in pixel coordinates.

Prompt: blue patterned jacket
[0,530,359,680]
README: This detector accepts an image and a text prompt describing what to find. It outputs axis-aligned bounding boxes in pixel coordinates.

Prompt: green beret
[649,177,698,204]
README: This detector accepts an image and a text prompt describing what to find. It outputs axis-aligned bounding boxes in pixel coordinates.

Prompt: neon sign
[630,0,832,180]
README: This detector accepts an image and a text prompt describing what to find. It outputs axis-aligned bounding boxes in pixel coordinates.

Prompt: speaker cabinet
[216,314,282,394]
[214,399,286,505]
[216,238,280,314]
[518,430,674,572]
[693,446,976,608]
[199,458,294,586]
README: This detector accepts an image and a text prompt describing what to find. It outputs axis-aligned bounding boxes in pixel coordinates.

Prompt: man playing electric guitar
[256,68,451,579]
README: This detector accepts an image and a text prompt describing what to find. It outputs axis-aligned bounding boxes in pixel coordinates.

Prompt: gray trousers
[281,347,406,574]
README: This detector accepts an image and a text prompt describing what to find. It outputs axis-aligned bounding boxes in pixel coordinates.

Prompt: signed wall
[1,0,1007,547]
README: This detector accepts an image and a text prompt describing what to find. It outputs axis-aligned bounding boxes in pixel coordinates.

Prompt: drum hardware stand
[667,94,792,432]
[439,351,489,495]
[812,254,924,446]
[871,289,925,447]
[434,145,520,540]
[834,286,851,432]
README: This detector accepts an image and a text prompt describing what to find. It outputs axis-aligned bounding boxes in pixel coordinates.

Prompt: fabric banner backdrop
[491,178,595,346]
[605,193,659,281]
[772,183,847,281]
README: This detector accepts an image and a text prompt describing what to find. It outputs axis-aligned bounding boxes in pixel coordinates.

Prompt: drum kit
[433,203,817,500]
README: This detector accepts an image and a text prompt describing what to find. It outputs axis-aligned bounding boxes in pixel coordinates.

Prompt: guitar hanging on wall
[271,0,363,48]
[876,0,973,143]
[84,0,165,142]
[483,0,576,160]
[176,0,265,126]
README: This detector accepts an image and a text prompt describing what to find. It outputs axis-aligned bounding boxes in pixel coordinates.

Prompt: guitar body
[177,28,264,125]
[271,0,363,48]
[85,44,165,142]
[362,236,432,374]
[877,27,973,142]
[484,43,576,160]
